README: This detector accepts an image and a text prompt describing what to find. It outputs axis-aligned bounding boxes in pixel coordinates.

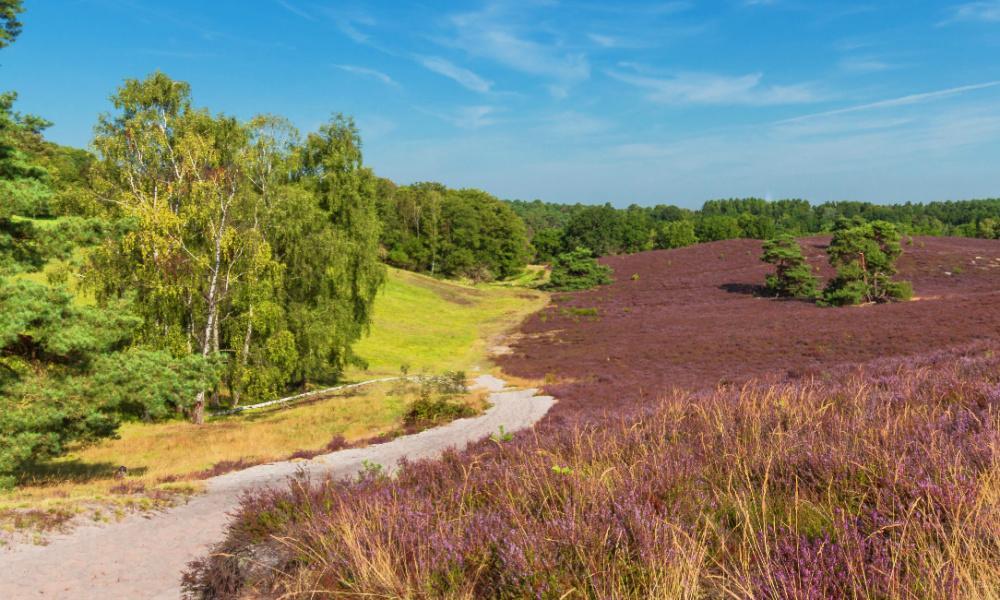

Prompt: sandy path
[0,375,554,599]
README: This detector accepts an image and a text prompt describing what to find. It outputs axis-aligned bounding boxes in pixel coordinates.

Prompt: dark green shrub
[404,394,473,427]
[760,235,818,299]
[546,247,613,291]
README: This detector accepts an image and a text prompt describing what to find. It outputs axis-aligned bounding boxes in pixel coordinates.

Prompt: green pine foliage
[0,279,218,487]
[546,247,614,291]
[761,235,819,299]
[823,220,912,306]
[0,0,21,49]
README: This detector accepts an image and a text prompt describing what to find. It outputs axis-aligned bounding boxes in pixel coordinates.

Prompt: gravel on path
[0,375,554,600]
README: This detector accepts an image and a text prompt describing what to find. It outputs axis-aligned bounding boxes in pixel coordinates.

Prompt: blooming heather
[185,345,1000,599]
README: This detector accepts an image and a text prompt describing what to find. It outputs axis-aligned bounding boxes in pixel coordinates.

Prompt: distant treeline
[507,197,1000,261]
[375,181,530,281]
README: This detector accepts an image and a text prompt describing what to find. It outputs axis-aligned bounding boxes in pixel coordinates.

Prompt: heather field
[185,238,1000,599]
[503,236,1000,417]
[185,345,1000,599]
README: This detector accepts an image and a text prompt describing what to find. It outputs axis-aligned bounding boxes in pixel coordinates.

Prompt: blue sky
[5,0,1000,207]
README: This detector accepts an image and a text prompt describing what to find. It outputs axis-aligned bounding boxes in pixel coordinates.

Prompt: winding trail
[0,375,555,599]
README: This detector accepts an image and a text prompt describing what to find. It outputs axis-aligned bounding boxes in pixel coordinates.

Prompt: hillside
[350,267,548,377]
[500,236,1000,416]
[184,237,1000,598]
[1,268,547,534]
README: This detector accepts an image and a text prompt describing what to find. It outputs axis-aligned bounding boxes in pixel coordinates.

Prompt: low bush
[403,395,474,427]
[404,371,473,427]
[546,247,613,291]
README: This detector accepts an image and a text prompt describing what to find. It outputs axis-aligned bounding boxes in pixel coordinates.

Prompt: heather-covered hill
[500,236,1000,417]
[184,236,1000,599]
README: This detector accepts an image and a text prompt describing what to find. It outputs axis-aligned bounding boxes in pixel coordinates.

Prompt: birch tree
[90,73,278,423]
[88,75,385,421]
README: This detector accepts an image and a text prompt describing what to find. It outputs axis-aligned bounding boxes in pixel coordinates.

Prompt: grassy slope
[350,267,548,377]
[2,268,547,520]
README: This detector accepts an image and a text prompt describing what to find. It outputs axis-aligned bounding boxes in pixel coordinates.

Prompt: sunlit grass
[349,267,548,377]
[2,382,405,509]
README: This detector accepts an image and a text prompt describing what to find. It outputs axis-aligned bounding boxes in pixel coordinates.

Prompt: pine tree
[546,247,613,291]
[823,220,912,305]
[760,234,819,299]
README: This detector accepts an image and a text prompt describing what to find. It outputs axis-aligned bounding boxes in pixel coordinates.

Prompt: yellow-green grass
[3,382,413,511]
[2,268,547,528]
[349,267,548,377]
[492,264,550,288]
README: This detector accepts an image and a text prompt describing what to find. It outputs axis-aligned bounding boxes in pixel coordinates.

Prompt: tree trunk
[232,308,253,407]
[192,390,206,425]
[191,197,228,424]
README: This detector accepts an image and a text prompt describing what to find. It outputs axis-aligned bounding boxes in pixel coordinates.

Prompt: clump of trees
[760,235,818,299]
[89,73,385,423]
[0,5,226,485]
[377,182,530,281]
[760,221,912,307]
[546,247,613,291]
[1,2,390,484]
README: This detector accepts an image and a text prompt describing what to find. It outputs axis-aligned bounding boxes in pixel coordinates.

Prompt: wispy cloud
[838,57,895,74]
[275,0,315,21]
[607,70,820,106]
[451,105,499,129]
[585,32,655,50]
[777,80,1000,124]
[414,104,501,130]
[945,1,1000,23]
[334,64,399,87]
[417,56,493,93]
[587,33,619,48]
[440,5,590,94]
[316,8,377,44]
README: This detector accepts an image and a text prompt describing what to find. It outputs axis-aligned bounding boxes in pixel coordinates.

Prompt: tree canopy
[822,220,912,306]
[378,182,530,281]
[89,73,385,421]
[507,196,1000,262]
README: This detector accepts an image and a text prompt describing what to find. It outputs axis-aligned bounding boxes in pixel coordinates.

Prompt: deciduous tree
[89,73,281,422]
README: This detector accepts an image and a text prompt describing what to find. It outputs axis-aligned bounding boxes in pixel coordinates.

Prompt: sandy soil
[0,375,555,599]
